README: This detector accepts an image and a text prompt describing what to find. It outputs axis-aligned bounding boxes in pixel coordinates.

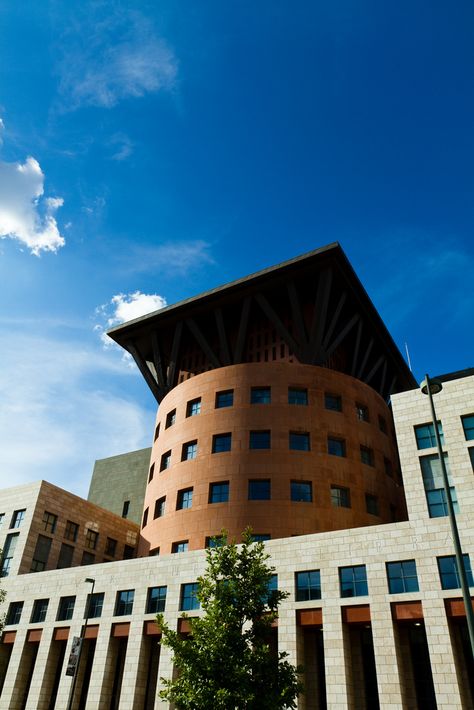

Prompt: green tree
[157,531,303,709]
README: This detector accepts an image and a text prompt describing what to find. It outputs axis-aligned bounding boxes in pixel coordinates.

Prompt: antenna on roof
[404,342,412,372]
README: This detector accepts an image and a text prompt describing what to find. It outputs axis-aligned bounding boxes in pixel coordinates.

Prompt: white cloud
[0,329,153,497]
[95,290,167,349]
[109,132,134,161]
[0,151,65,255]
[57,9,178,111]
[123,240,215,275]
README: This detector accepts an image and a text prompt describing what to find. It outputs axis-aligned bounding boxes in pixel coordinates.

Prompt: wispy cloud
[95,290,167,349]
[122,240,215,275]
[0,120,65,255]
[0,328,153,496]
[108,132,134,161]
[56,8,178,111]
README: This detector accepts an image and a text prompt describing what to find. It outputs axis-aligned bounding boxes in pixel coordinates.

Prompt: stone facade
[88,448,152,526]
[0,374,472,708]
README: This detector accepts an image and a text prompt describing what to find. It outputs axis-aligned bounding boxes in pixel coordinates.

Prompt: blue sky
[0,1,473,495]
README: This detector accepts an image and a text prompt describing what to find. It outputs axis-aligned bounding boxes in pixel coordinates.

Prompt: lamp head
[420,377,443,396]
[85,577,95,584]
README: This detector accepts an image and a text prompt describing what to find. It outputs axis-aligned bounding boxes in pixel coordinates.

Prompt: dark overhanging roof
[108,242,417,402]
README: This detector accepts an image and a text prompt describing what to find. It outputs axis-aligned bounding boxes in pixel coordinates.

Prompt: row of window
[414,415,474,450]
[150,433,395,477]
[26,532,135,574]
[142,481,386,527]
[155,388,389,441]
[6,553,472,627]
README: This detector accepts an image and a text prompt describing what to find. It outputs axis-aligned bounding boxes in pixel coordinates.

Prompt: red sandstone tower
[108,243,415,555]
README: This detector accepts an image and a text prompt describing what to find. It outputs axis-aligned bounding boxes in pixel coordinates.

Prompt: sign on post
[65,636,82,677]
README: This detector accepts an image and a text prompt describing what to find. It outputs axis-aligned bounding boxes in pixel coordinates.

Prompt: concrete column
[24,627,55,710]
[118,620,145,710]
[154,641,175,709]
[323,603,351,710]
[277,605,306,708]
[0,629,27,710]
[423,597,463,709]
[370,601,405,709]
[81,622,112,710]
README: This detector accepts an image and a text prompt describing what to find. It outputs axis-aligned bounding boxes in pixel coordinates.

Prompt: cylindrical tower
[107,244,416,556]
[140,363,404,554]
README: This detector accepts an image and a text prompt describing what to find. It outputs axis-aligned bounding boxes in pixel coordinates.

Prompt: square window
[212,433,232,453]
[182,441,198,461]
[10,509,25,529]
[165,409,176,428]
[288,388,308,405]
[420,454,459,518]
[1,532,19,577]
[251,534,271,542]
[57,543,74,569]
[160,450,171,471]
[462,414,474,441]
[289,432,310,451]
[115,590,134,616]
[57,596,76,621]
[437,554,474,590]
[85,529,98,550]
[81,551,95,566]
[251,387,271,404]
[122,501,130,519]
[365,494,379,516]
[64,520,79,542]
[414,422,444,449]
[105,537,117,557]
[142,507,149,527]
[172,540,189,553]
[378,415,387,434]
[209,482,229,503]
[154,497,166,518]
[291,481,312,502]
[148,464,155,483]
[249,430,271,450]
[295,570,321,601]
[5,601,23,625]
[123,545,135,559]
[187,398,202,417]
[206,535,225,548]
[86,593,104,618]
[30,598,49,623]
[215,390,234,408]
[42,511,57,534]
[325,393,342,412]
[177,488,193,510]
[355,403,370,422]
[328,437,346,457]
[248,480,271,500]
[331,486,351,508]
[360,446,374,466]
[31,534,52,573]
[180,583,200,611]
[146,586,167,614]
[384,457,393,477]
[154,423,160,441]
[469,447,474,472]
[339,565,368,597]
[386,560,419,594]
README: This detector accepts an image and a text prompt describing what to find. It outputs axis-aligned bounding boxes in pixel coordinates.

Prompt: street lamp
[420,374,474,659]
[66,577,96,710]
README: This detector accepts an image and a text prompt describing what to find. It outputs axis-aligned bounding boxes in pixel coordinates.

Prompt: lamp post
[420,374,474,659]
[66,577,95,710]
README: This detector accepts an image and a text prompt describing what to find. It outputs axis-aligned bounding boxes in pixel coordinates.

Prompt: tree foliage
[157,531,303,709]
